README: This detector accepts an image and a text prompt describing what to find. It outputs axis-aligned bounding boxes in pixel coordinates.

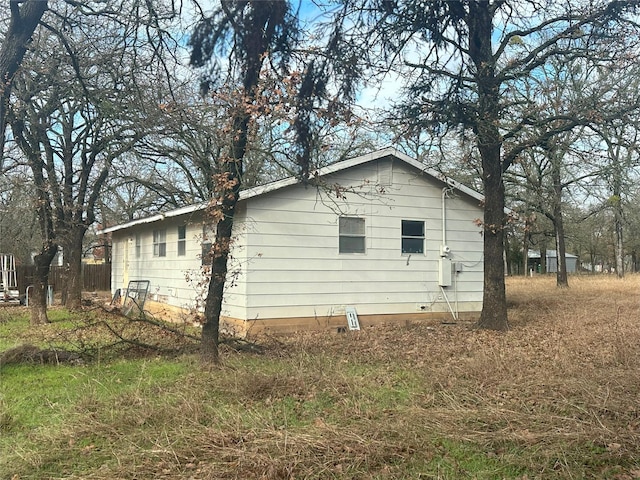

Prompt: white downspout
[442,187,447,247]
[441,186,458,321]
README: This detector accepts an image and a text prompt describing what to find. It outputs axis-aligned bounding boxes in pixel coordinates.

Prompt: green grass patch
[0,309,30,349]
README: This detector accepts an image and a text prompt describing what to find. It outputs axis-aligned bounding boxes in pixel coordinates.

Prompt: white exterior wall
[111,214,215,312]
[219,203,249,320]
[236,158,483,320]
[108,153,484,323]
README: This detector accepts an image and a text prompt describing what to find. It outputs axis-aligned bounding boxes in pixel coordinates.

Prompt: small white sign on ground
[345,306,360,331]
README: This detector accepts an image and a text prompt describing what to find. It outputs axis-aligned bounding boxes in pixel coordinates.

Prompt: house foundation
[139,298,479,337]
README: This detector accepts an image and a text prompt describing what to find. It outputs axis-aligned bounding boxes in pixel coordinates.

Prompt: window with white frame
[177,225,186,256]
[339,217,365,253]
[401,220,425,254]
[153,229,166,257]
[135,233,141,258]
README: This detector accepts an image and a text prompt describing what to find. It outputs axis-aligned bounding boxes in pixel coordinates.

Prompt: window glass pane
[401,220,424,254]
[339,217,365,253]
[402,238,424,254]
[153,229,166,257]
[402,220,424,237]
[339,217,365,235]
[178,226,186,256]
[339,236,365,253]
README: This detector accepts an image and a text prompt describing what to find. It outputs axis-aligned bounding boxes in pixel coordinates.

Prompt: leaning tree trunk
[61,225,88,310]
[201,110,252,364]
[0,0,47,166]
[30,243,57,325]
[201,187,239,365]
[197,0,284,362]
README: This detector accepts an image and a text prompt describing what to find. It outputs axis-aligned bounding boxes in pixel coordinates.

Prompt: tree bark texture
[30,244,57,325]
[614,210,624,277]
[0,0,47,164]
[613,179,625,278]
[468,2,508,331]
[540,243,547,274]
[61,226,87,310]
[522,217,530,276]
[197,1,289,363]
[11,115,58,325]
[201,105,250,363]
[551,155,569,288]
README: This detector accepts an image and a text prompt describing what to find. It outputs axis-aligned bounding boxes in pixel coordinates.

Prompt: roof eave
[100,147,488,234]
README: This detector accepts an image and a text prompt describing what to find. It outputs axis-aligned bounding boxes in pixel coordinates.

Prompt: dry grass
[2,275,640,479]
[250,274,640,478]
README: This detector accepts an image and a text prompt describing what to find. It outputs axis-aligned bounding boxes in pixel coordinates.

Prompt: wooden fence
[15,263,111,295]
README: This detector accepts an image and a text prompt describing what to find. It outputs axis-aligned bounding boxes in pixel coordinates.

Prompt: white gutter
[442,187,447,248]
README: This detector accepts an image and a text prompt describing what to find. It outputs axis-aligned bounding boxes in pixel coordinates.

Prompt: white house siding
[111,215,212,313]
[105,149,485,330]
[236,158,483,321]
[218,203,249,321]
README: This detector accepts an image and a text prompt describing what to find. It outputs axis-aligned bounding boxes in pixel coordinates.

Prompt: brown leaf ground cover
[247,274,640,478]
[2,275,640,479]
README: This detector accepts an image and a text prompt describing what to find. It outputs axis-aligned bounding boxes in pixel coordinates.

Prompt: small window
[402,220,425,254]
[339,217,365,253]
[177,225,186,256]
[135,233,141,258]
[153,229,166,257]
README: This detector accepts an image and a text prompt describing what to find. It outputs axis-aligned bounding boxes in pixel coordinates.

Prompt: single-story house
[528,249,578,273]
[102,148,485,335]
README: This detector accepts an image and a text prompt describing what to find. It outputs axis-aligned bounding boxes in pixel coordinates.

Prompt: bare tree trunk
[195,0,292,362]
[61,226,87,310]
[201,198,237,364]
[200,116,251,364]
[554,221,569,287]
[613,193,624,279]
[504,232,513,275]
[0,0,47,166]
[478,156,508,330]
[522,217,530,276]
[30,243,57,325]
[469,3,508,331]
[551,157,569,288]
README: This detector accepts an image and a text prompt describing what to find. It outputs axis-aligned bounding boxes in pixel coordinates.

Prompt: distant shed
[528,250,578,273]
